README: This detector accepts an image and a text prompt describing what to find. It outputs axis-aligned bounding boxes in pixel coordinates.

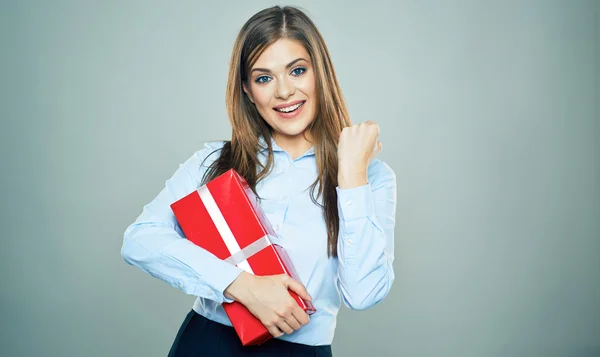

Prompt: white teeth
[275,102,303,113]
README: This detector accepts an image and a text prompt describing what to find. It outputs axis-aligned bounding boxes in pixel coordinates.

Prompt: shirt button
[346,200,353,207]
[347,239,353,245]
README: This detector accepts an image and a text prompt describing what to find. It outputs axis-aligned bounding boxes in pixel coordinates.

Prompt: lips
[273,100,306,119]
[273,100,306,113]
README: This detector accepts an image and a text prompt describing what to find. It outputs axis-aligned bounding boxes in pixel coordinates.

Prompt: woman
[121,5,396,356]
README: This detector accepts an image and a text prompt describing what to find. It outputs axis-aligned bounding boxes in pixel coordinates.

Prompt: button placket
[258,196,287,238]
[259,156,296,239]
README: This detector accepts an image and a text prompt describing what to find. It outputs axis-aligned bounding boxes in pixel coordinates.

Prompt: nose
[275,77,294,100]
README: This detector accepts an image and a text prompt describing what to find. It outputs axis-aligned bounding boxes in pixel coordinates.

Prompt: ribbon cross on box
[171,169,315,346]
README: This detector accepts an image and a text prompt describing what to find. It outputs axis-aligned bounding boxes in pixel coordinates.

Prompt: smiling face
[243,38,317,149]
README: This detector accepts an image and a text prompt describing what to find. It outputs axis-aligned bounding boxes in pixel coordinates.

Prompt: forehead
[252,38,310,69]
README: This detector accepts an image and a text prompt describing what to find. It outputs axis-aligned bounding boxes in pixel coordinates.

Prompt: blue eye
[291,67,306,76]
[255,75,271,84]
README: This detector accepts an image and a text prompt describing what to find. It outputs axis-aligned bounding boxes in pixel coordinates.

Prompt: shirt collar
[258,135,315,158]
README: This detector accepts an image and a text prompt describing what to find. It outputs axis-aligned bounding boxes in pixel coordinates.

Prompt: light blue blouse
[121,136,397,346]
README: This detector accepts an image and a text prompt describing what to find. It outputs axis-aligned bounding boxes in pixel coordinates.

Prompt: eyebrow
[251,58,308,75]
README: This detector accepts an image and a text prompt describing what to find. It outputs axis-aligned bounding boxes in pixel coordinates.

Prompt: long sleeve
[121,143,243,304]
[335,159,397,310]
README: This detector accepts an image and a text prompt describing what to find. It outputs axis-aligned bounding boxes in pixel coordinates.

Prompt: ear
[242,83,255,104]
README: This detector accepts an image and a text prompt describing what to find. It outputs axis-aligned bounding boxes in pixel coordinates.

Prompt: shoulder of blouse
[175,140,228,185]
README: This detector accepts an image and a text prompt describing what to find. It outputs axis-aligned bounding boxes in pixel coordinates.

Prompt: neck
[273,131,314,161]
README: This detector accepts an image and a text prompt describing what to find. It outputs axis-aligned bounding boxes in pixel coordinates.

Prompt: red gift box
[170,168,316,346]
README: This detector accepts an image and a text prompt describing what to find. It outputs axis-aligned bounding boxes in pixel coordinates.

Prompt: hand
[337,121,382,189]
[224,272,312,337]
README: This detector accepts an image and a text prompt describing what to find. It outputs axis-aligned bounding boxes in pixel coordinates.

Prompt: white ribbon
[224,234,272,266]
[197,185,271,275]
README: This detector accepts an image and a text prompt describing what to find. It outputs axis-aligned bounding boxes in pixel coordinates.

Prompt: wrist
[224,271,254,303]
[338,165,368,189]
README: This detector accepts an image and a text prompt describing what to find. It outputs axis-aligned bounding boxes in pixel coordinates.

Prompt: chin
[276,122,313,136]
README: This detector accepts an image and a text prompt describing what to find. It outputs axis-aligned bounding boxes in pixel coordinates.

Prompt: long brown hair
[202,6,351,257]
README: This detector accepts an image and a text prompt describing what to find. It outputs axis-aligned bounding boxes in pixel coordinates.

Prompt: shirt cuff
[208,263,244,304]
[162,238,244,303]
[336,184,375,221]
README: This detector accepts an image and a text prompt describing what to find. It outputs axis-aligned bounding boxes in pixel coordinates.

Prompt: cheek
[297,75,316,99]
[252,87,273,111]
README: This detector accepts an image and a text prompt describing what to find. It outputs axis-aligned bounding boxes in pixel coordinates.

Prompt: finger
[291,306,310,326]
[284,310,303,330]
[283,276,312,301]
[266,324,285,338]
[277,320,294,335]
[275,300,301,330]
[365,120,378,133]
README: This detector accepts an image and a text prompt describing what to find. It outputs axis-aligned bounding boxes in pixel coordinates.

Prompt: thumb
[369,140,382,162]
[281,275,312,302]
[375,139,382,155]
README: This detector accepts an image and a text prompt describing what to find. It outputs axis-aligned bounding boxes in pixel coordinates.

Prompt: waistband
[191,310,332,354]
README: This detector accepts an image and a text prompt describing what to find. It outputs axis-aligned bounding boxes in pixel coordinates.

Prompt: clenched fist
[337,120,382,189]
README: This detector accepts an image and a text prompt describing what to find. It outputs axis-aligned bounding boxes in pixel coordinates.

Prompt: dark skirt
[168,309,333,357]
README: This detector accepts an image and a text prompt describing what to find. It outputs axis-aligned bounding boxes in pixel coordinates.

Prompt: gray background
[1,0,598,356]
